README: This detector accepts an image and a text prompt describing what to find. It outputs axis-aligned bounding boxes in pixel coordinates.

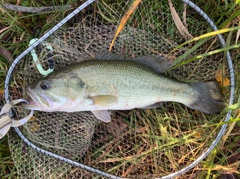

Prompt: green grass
[0,0,240,178]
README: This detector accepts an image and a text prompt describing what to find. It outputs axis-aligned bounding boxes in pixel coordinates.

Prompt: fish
[24,52,226,122]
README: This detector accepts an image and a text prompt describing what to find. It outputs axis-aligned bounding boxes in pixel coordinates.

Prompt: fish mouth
[23,87,43,110]
[23,87,55,111]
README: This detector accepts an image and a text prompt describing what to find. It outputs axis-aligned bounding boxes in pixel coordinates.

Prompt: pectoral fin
[88,95,118,107]
[91,110,111,122]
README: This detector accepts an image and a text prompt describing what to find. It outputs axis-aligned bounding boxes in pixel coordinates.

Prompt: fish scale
[72,60,185,102]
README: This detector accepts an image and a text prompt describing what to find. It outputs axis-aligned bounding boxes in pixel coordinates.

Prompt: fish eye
[40,81,50,90]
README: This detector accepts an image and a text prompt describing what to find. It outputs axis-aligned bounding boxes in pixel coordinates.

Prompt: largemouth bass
[24,52,225,122]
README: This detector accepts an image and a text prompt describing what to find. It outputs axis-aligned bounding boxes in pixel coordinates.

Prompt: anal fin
[91,110,111,122]
[139,102,163,109]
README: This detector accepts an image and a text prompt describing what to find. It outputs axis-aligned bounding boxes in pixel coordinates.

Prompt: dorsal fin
[94,51,172,73]
[132,56,172,73]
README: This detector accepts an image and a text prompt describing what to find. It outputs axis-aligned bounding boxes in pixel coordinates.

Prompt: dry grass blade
[109,0,142,51]
[236,29,240,44]
[220,109,240,148]
[168,0,193,40]
[0,26,11,34]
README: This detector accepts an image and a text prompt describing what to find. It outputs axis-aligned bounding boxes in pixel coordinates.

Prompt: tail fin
[188,82,226,114]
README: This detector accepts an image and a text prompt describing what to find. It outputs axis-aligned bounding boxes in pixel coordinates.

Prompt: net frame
[3,0,235,178]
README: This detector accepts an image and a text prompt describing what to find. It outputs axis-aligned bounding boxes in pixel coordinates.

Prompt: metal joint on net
[0,99,34,139]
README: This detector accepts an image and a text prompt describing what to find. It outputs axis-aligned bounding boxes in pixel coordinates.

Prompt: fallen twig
[1,3,73,13]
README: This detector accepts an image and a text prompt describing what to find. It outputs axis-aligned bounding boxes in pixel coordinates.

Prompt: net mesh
[5,0,235,178]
